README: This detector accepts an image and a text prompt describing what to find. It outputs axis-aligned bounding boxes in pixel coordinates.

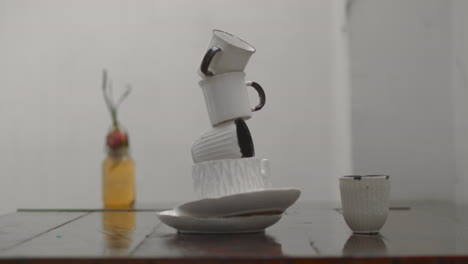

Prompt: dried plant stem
[102,69,132,130]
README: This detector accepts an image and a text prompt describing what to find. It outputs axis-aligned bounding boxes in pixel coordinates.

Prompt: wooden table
[0,201,467,263]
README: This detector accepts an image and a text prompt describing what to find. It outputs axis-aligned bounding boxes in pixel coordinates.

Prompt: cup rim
[198,71,246,86]
[212,29,256,52]
[340,175,390,180]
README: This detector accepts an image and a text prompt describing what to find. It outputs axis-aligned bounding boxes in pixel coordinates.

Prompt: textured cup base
[192,157,271,199]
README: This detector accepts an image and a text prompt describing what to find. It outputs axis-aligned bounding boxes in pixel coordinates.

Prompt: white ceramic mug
[339,175,390,234]
[199,72,266,126]
[191,119,254,163]
[192,157,271,199]
[198,30,256,78]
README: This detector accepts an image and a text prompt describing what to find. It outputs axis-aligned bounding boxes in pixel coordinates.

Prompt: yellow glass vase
[102,127,135,209]
[102,152,135,209]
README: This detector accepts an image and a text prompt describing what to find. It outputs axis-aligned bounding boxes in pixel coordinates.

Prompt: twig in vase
[101,69,132,130]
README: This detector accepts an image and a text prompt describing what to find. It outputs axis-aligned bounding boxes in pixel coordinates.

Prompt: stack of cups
[191,30,269,199]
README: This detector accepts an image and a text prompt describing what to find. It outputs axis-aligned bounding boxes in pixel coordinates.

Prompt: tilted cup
[192,157,271,199]
[199,72,266,126]
[191,119,255,164]
[198,29,256,78]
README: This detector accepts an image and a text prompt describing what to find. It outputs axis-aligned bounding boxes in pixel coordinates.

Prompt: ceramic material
[198,29,256,78]
[339,175,390,234]
[174,188,301,218]
[191,119,254,163]
[199,72,266,126]
[199,72,265,126]
[156,210,281,234]
[192,157,271,199]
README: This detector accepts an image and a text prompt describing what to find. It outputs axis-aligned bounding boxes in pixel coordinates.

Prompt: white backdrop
[1,0,462,215]
[452,0,468,204]
[348,0,455,201]
[0,0,345,213]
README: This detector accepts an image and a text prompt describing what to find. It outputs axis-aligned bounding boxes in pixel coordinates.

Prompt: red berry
[106,130,128,149]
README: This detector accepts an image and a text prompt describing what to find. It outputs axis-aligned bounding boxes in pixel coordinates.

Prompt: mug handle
[246,81,266,112]
[200,46,222,77]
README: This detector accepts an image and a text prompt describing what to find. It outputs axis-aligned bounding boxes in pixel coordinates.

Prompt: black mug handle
[246,81,266,112]
[200,46,222,77]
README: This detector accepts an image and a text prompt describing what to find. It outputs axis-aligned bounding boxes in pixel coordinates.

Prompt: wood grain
[0,212,88,252]
[1,202,468,263]
[0,211,159,257]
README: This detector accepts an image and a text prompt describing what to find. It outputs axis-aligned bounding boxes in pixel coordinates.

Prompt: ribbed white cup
[191,121,242,163]
[339,175,390,234]
[192,157,271,199]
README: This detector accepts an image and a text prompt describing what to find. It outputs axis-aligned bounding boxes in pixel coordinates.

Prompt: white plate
[174,188,301,218]
[156,210,282,234]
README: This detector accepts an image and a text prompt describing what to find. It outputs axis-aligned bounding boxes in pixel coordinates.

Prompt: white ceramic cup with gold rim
[339,175,390,234]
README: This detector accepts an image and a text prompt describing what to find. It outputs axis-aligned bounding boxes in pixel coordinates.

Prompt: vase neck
[107,148,130,160]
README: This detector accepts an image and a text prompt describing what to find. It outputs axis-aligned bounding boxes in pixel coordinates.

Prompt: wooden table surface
[0,201,467,263]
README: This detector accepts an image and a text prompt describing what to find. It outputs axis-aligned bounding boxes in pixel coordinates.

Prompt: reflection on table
[342,234,387,256]
[162,232,283,257]
[102,211,136,256]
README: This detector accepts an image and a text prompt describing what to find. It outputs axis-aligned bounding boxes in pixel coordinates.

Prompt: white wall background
[347,0,455,201]
[1,0,465,214]
[0,0,344,213]
[452,0,468,204]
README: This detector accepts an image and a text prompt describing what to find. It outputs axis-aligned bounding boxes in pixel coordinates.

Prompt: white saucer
[156,210,282,234]
[174,188,301,218]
